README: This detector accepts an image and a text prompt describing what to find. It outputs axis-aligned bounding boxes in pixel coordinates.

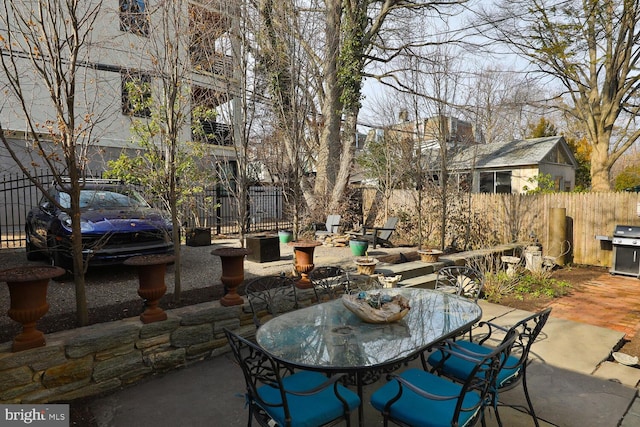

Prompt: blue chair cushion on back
[428,340,521,388]
[256,370,360,427]
[370,368,482,427]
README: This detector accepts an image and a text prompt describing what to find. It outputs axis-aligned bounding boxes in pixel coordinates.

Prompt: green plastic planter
[350,239,368,256]
[278,230,293,244]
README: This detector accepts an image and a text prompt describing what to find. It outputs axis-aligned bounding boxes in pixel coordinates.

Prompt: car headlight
[60,214,72,231]
[60,214,95,232]
[163,217,173,229]
[80,220,95,232]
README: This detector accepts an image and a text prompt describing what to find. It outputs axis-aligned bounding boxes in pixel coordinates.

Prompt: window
[495,171,512,193]
[479,171,512,194]
[452,172,471,192]
[121,71,152,117]
[120,0,149,36]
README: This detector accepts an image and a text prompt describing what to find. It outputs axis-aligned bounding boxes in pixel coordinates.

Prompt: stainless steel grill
[611,225,640,277]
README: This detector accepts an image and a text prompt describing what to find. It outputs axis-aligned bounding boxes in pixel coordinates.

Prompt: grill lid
[614,225,640,239]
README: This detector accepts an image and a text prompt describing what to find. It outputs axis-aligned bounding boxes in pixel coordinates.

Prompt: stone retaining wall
[0,288,318,404]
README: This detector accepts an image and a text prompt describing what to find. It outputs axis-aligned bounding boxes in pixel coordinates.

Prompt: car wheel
[25,234,44,261]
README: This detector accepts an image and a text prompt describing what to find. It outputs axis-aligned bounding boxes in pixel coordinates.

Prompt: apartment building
[0,0,237,175]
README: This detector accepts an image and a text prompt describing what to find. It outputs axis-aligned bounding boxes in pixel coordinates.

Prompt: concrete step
[398,273,438,289]
[373,243,523,291]
[376,260,440,280]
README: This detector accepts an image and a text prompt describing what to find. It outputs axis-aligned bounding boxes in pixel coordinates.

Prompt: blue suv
[25,180,173,269]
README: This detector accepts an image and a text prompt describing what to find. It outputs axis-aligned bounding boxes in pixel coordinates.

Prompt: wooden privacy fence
[363,189,640,268]
[470,192,640,267]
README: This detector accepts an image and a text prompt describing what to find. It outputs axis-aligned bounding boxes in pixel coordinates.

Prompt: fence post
[548,207,567,266]
[215,185,221,235]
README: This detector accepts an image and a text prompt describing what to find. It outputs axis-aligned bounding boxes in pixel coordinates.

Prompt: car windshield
[59,189,149,209]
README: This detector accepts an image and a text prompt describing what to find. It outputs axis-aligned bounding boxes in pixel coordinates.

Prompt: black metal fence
[181,185,294,235]
[0,170,292,248]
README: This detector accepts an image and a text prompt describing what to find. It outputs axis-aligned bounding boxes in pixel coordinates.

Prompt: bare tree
[106,0,208,301]
[462,66,542,144]
[356,122,409,220]
[309,1,471,215]
[0,0,108,325]
[379,41,479,250]
[415,46,467,250]
[476,0,640,191]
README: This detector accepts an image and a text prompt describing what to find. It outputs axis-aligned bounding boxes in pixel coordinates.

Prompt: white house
[449,136,578,193]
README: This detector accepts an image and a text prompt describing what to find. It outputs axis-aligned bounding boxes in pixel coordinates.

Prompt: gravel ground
[0,238,416,343]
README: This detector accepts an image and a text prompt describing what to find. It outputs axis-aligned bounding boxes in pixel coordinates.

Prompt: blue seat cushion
[256,370,360,427]
[370,368,482,427]
[427,340,521,387]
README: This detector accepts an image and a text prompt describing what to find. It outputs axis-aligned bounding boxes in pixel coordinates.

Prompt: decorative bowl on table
[342,292,410,324]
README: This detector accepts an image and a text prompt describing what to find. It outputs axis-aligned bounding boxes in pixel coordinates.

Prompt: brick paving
[549,272,640,339]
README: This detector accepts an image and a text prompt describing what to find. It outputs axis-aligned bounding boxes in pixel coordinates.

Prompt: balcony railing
[191,52,234,79]
[192,120,232,146]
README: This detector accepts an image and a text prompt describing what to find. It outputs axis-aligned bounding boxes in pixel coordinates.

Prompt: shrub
[513,273,572,299]
[483,270,520,302]
[471,253,572,303]
[484,269,572,303]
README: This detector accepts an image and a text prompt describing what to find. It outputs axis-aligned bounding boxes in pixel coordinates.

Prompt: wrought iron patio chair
[245,275,300,328]
[426,307,552,427]
[371,329,517,427]
[434,265,485,302]
[224,328,361,427]
[310,266,350,301]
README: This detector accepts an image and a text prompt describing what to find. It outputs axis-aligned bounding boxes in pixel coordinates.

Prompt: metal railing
[0,171,54,248]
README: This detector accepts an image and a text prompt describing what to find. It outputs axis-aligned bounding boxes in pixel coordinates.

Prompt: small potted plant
[418,248,443,263]
[354,252,378,275]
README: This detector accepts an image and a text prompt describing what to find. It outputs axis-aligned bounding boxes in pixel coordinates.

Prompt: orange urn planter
[211,247,251,307]
[0,265,64,352]
[288,240,322,289]
[124,254,175,324]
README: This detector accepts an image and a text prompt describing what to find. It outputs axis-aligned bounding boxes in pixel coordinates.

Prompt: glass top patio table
[256,288,482,372]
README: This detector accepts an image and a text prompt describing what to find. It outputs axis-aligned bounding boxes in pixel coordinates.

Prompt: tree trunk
[171,214,182,302]
[590,140,612,191]
[314,0,342,200]
[330,112,357,212]
[69,174,88,326]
